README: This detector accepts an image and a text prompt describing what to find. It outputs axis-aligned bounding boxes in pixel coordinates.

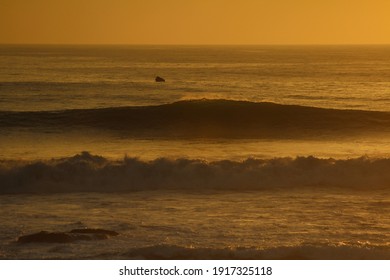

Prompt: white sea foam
[1,152,390,193]
[91,244,390,260]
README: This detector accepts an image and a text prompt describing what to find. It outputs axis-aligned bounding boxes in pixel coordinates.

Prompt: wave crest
[1,152,390,193]
[97,244,390,260]
[2,99,390,138]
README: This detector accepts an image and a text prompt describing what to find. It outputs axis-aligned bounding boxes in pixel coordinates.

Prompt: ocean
[0,45,389,259]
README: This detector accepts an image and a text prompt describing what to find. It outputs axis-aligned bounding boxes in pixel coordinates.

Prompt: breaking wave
[1,152,390,193]
[1,99,390,138]
[92,244,390,260]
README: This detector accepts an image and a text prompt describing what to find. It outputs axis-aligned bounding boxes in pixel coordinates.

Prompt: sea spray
[1,152,390,193]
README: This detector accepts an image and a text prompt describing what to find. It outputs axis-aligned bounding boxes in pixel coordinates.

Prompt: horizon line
[1,43,390,47]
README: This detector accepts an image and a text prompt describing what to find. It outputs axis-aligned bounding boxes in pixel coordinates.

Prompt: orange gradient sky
[1,0,390,44]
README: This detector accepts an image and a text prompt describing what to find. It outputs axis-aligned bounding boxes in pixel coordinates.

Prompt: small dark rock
[155,76,165,82]
[18,231,73,244]
[17,228,119,244]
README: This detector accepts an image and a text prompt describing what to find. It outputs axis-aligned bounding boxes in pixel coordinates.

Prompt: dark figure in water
[155,76,165,82]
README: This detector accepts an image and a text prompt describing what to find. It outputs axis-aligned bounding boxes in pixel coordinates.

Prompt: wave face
[2,152,390,193]
[2,99,390,139]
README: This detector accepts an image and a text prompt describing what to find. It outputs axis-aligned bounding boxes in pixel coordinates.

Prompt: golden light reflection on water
[1,190,389,259]
[2,130,390,161]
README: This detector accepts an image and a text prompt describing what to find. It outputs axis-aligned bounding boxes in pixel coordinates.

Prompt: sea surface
[0,45,390,259]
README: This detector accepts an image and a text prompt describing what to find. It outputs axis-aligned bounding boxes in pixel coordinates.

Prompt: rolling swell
[1,99,390,138]
[1,152,390,193]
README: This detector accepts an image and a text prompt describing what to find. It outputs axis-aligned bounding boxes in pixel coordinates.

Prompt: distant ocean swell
[2,99,390,138]
[90,244,390,260]
[2,152,390,193]
[0,80,173,92]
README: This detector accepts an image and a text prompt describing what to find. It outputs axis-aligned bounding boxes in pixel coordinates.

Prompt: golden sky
[1,0,390,44]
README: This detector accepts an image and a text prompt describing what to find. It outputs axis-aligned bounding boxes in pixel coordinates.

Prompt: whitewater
[0,45,389,259]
